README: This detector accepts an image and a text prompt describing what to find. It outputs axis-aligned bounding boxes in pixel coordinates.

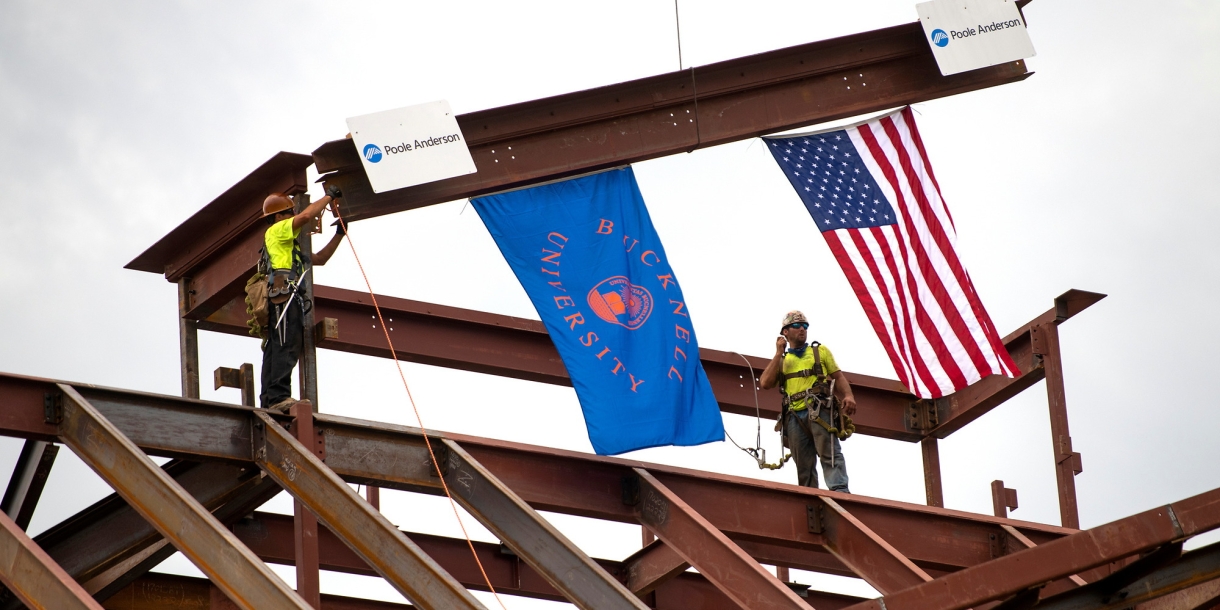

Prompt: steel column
[816,496,932,593]
[177,279,200,399]
[251,411,485,610]
[1035,321,1082,529]
[843,489,1220,610]
[0,509,103,610]
[1,439,58,530]
[920,437,943,508]
[629,467,808,610]
[440,439,648,610]
[295,195,319,408]
[290,403,321,608]
[53,385,309,610]
[992,480,1019,518]
[618,540,689,596]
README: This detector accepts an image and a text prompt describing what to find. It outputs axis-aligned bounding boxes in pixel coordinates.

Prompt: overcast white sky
[2,0,1219,606]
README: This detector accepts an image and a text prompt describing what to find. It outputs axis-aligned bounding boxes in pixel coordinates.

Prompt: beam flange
[630,467,808,610]
[54,385,309,610]
[251,410,485,610]
[439,439,648,609]
[0,509,103,610]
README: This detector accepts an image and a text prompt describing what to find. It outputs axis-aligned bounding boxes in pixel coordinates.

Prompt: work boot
[268,397,299,413]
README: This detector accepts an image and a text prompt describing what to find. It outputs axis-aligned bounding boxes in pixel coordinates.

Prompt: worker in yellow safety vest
[760,310,857,492]
[259,188,346,412]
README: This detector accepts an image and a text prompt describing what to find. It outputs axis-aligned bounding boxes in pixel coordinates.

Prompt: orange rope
[332,206,506,609]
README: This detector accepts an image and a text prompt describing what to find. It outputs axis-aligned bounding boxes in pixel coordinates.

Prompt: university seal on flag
[588,276,653,330]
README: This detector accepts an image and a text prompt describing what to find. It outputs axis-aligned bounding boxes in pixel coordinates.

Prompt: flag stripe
[866,226,942,396]
[900,107,954,231]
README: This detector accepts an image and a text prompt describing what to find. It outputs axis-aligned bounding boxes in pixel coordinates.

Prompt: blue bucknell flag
[765,107,1018,399]
[472,167,724,455]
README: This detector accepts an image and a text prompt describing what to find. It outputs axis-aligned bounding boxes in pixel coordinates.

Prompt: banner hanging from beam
[765,107,1018,399]
[472,168,724,455]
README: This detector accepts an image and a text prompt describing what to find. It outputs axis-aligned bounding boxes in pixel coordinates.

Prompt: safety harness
[244,233,311,346]
[779,342,855,442]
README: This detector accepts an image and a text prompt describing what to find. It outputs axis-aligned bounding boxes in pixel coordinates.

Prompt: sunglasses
[786,323,809,330]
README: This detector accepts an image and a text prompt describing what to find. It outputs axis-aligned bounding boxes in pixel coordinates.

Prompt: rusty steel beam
[53,385,310,610]
[1,439,58,531]
[313,23,1030,224]
[1036,320,1083,529]
[815,496,932,593]
[0,373,1083,580]
[931,289,1106,438]
[619,539,689,596]
[289,403,322,609]
[0,508,103,610]
[235,510,867,609]
[199,286,1099,442]
[103,572,412,610]
[251,410,485,610]
[630,467,809,610]
[1034,542,1220,610]
[438,440,647,609]
[920,437,944,507]
[1000,524,1087,587]
[843,489,1220,610]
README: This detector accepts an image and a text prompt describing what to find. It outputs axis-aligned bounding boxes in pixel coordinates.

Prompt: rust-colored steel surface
[196,286,1102,442]
[313,23,1029,224]
[54,385,310,610]
[619,539,689,596]
[1036,321,1083,529]
[234,511,867,609]
[438,440,647,610]
[843,489,1220,610]
[0,509,103,610]
[1033,542,1220,610]
[0,439,58,531]
[816,496,932,593]
[102,573,412,610]
[630,467,809,609]
[290,403,322,609]
[251,411,485,610]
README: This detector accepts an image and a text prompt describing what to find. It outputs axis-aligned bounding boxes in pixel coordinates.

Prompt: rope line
[332,208,507,609]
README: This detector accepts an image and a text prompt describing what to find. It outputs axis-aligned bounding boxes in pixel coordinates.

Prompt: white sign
[916,0,1035,76]
[346,100,477,194]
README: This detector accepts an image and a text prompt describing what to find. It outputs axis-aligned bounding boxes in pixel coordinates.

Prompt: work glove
[326,184,343,200]
[331,220,346,237]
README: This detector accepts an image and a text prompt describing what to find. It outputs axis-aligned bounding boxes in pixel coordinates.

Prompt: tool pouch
[268,270,295,305]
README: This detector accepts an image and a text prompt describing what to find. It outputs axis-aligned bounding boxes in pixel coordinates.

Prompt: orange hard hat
[262,194,293,217]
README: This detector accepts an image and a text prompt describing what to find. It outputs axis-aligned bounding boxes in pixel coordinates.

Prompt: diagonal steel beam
[313,23,1029,224]
[438,439,648,609]
[843,488,1220,610]
[251,410,485,610]
[629,467,808,610]
[815,496,932,593]
[619,539,689,597]
[1,439,58,531]
[53,385,310,610]
[0,509,102,610]
[1035,541,1220,610]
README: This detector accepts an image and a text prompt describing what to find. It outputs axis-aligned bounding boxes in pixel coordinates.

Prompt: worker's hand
[841,395,857,416]
[326,184,343,201]
[334,222,346,237]
[775,336,788,355]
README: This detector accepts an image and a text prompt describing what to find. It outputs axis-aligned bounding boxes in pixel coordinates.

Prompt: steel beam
[103,573,412,610]
[1,439,58,530]
[1034,542,1220,610]
[843,488,1220,610]
[0,508,103,610]
[931,290,1105,438]
[815,496,932,592]
[438,439,647,609]
[54,385,310,610]
[251,410,485,610]
[177,279,200,399]
[313,23,1029,224]
[290,403,321,608]
[199,286,1099,442]
[1036,321,1083,529]
[619,539,689,596]
[630,467,808,609]
[234,510,868,609]
[920,437,944,507]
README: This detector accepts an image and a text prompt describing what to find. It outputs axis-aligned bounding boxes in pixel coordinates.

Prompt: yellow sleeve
[819,345,840,376]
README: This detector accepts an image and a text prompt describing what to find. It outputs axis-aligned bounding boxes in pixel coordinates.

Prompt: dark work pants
[786,408,849,492]
[260,297,302,409]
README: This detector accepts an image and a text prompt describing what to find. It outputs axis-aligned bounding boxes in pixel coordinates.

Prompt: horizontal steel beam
[55,385,310,610]
[198,286,1099,442]
[313,23,1029,224]
[0,509,102,610]
[843,489,1220,610]
[105,572,412,610]
[235,511,867,609]
[0,374,1087,580]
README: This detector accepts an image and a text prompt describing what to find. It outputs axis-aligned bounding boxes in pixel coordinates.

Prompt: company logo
[930,28,950,47]
[587,276,653,330]
[363,144,383,163]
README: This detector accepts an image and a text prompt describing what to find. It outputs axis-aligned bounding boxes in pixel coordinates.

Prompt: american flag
[765,107,1017,399]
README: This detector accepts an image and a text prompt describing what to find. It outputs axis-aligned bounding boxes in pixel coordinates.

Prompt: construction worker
[760,311,857,492]
[259,188,346,411]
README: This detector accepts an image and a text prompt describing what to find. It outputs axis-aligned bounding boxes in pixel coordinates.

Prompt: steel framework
[3,10,1219,610]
